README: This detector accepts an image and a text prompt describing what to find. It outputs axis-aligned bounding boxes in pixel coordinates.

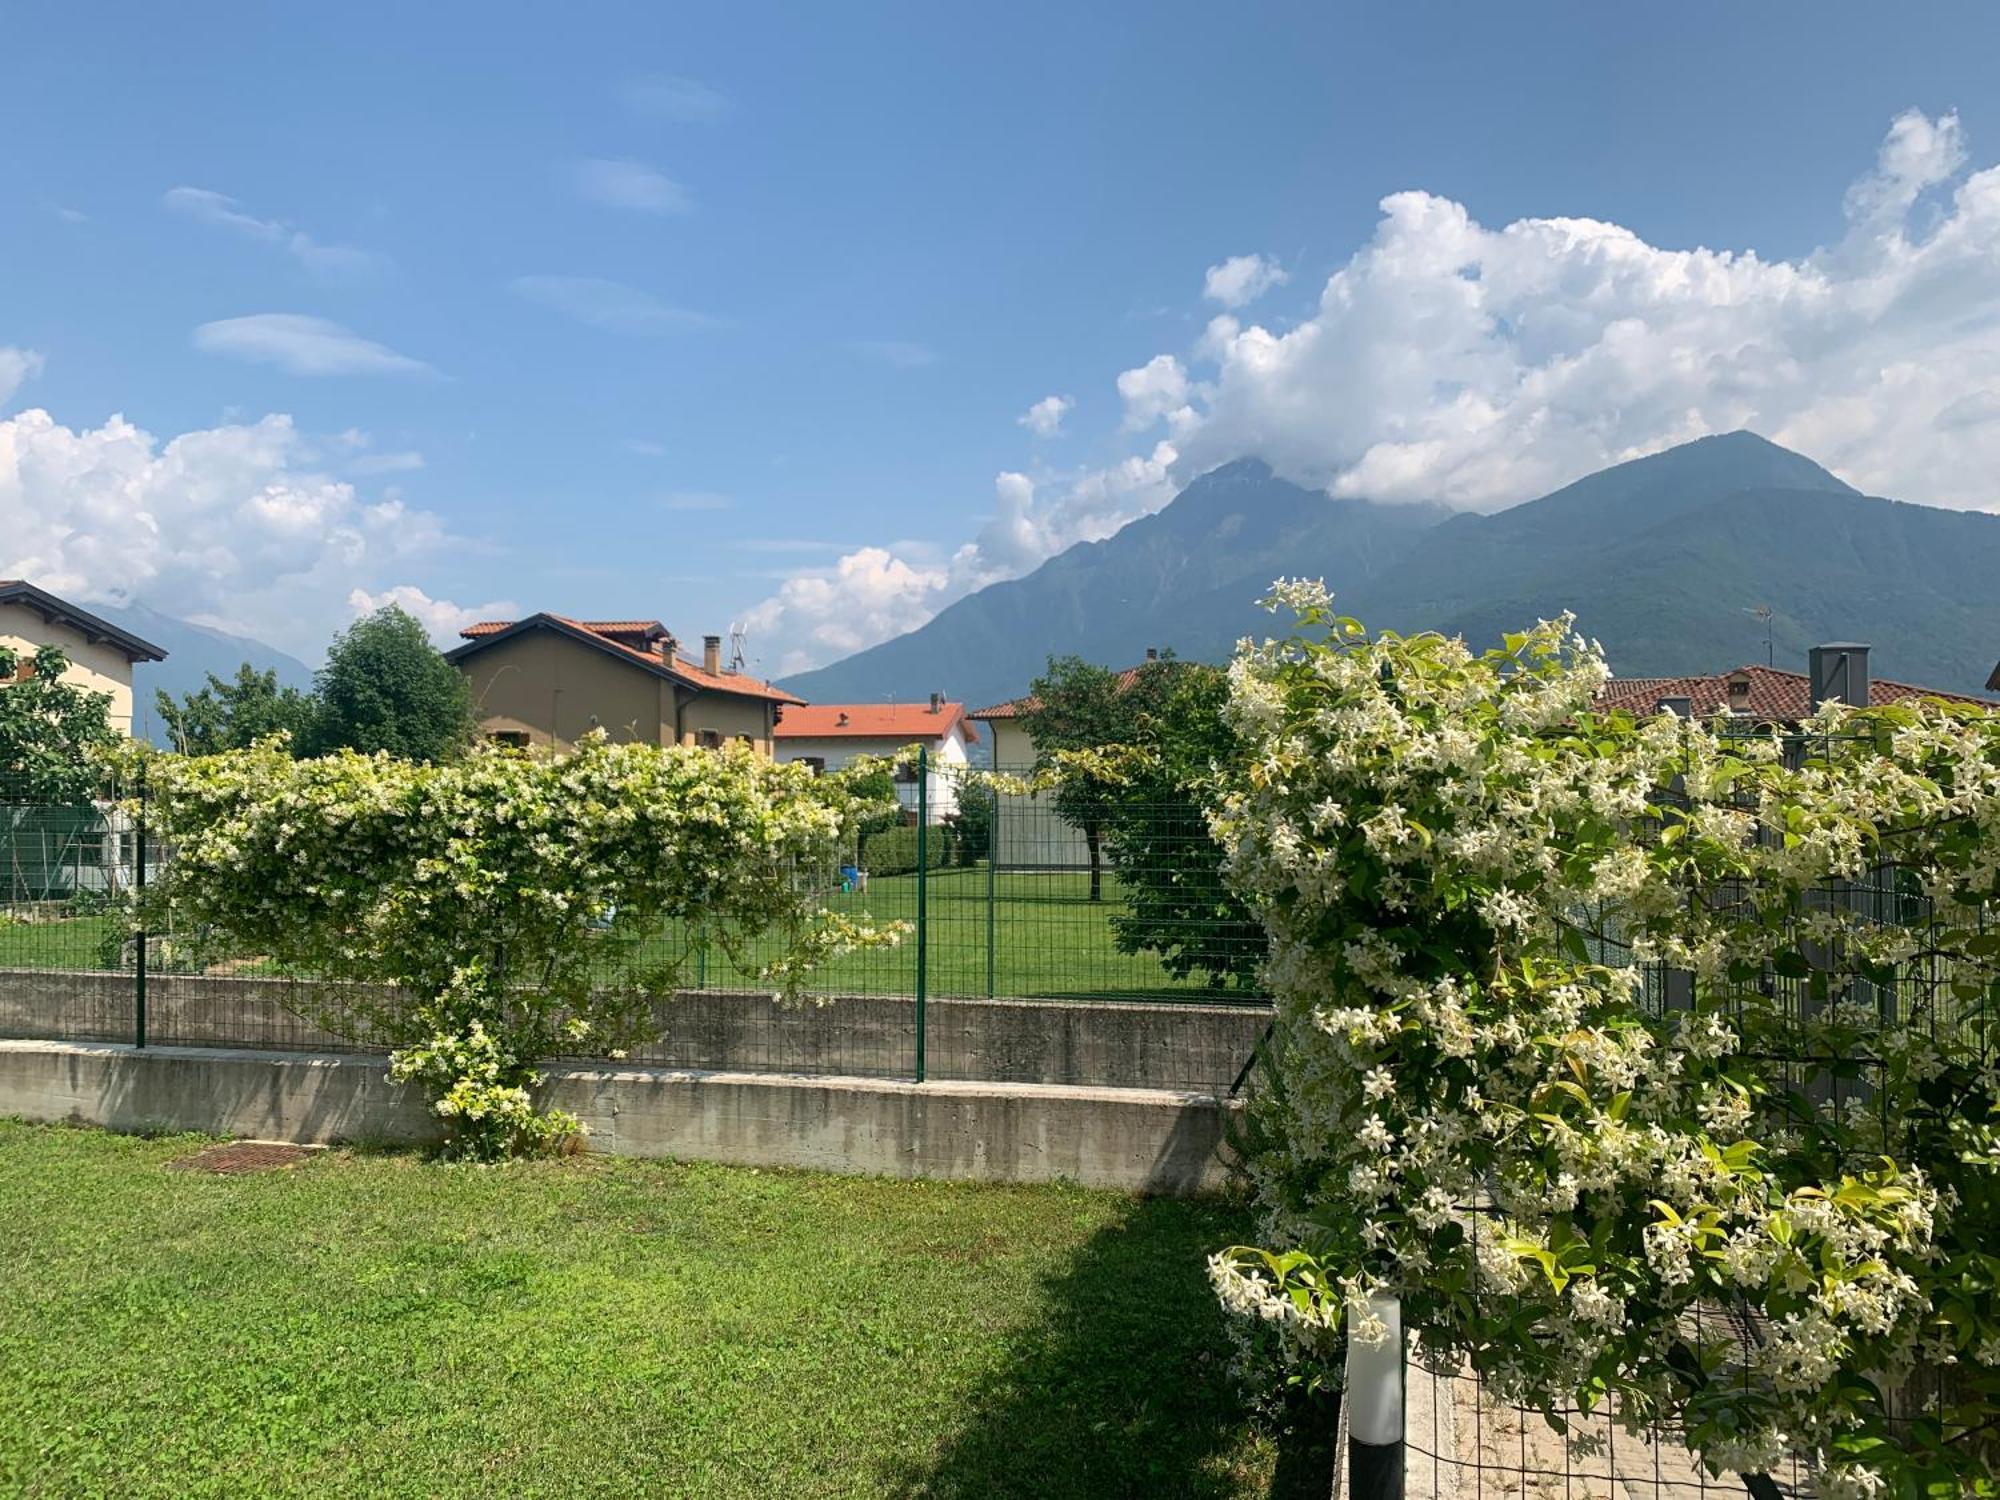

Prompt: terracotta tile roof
[450,614,803,704]
[775,701,978,743]
[970,664,1156,721]
[1597,664,1994,721]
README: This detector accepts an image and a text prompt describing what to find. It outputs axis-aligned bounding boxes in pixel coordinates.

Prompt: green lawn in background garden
[0,869,1261,1005]
[0,1121,1274,1499]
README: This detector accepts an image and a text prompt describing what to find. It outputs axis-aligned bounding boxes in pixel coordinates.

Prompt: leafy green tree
[1097,663,1264,988]
[304,605,473,762]
[155,664,316,756]
[1014,654,1181,902]
[0,643,116,802]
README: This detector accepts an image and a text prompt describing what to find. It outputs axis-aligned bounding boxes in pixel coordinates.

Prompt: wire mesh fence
[0,757,1271,1093]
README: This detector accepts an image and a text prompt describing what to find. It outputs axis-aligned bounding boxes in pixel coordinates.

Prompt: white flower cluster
[1212,586,2000,1495]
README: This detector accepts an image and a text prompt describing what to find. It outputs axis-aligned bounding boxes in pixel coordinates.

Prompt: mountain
[778,460,1450,708]
[89,601,316,745]
[780,432,2000,706]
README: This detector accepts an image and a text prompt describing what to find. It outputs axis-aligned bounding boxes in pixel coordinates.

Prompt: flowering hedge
[1209,582,2000,1498]
[132,735,901,1158]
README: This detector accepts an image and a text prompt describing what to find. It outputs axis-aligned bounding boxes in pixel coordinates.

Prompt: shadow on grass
[888,1194,1277,1500]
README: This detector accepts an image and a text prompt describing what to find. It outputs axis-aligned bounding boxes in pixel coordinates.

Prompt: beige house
[447,614,801,754]
[0,580,166,733]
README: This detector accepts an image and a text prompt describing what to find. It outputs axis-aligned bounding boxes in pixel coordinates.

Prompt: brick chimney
[703,634,722,674]
[1726,670,1752,714]
[1145,647,1158,661]
[928,691,942,713]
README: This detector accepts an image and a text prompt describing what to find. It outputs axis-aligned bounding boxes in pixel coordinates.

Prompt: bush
[861,822,953,876]
[947,784,993,867]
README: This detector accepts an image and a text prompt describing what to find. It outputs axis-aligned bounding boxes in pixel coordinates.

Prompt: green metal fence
[0,753,1272,1094]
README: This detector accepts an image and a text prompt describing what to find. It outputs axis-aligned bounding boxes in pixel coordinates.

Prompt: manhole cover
[167,1141,322,1175]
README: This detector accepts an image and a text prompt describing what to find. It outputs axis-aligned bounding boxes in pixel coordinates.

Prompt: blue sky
[5,3,2000,673]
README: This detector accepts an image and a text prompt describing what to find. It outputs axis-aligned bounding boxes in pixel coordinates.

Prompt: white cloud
[0,407,463,654]
[0,347,44,407]
[1202,253,1288,308]
[164,186,384,277]
[852,339,938,369]
[570,158,693,215]
[743,109,2000,673]
[347,584,518,647]
[348,450,425,475]
[511,276,714,334]
[626,439,669,457]
[1116,354,1193,432]
[619,75,730,123]
[1018,394,1073,437]
[192,314,434,377]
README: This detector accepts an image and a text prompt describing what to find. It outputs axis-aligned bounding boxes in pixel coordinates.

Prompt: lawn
[0,870,1265,1007]
[0,1121,1277,1499]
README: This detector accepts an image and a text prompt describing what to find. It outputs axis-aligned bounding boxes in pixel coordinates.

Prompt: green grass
[0,1121,1275,1499]
[0,911,114,971]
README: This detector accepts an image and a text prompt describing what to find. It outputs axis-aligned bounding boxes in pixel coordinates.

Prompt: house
[1599,643,1994,723]
[446,614,801,754]
[0,580,166,735]
[1989,660,2000,693]
[969,648,1175,870]
[773,694,978,821]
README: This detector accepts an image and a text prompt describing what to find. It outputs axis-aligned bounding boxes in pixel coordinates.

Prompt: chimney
[1145,647,1158,662]
[703,634,722,674]
[928,691,942,713]
[1726,671,1752,714]
[837,711,849,727]
[1655,695,1692,718]
[1809,643,1871,709]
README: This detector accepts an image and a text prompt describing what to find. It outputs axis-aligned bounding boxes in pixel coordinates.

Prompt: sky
[4,3,2000,676]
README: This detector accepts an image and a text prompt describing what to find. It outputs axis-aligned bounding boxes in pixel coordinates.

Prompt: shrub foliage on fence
[129,735,902,1158]
[1210,582,2000,1497]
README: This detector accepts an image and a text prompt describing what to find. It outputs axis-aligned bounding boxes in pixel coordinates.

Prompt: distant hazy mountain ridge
[87,601,315,744]
[778,432,2000,705]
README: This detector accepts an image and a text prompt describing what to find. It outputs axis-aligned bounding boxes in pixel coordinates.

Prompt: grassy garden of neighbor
[0,1121,1277,1499]
[0,869,1264,1006]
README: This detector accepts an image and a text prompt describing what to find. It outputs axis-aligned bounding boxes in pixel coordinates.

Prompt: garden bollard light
[1345,1291,1403,1500]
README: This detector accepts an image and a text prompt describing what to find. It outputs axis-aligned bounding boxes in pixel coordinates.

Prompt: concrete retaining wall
[0,1039,1238,1194]
[0,968,1269,1094]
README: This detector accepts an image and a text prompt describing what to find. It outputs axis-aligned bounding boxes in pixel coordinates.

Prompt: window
[893,760,920,784]
[695,729,722,750]
[799,756,826,775]
[488,730,530,750]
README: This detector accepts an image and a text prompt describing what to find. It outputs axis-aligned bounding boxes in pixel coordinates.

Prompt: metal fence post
[985,782,997,999]
[914,746,928,1083]
[133,770,147,1049]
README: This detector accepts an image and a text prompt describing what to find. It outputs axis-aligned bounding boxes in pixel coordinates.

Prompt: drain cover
[167,1141,322,1174]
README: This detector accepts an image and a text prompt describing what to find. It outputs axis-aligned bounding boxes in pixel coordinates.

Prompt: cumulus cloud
[0,347,43,407]
[164,187,384,277]
[619,74,730,123]
[743,109,2000,673]
[0,407,463,653]
[1202,253,1287,308]
[511,276,715,334]
[1018,394,1073,436]
[347,584,518,646]
[193,314,434,377]
[570,158,693,214]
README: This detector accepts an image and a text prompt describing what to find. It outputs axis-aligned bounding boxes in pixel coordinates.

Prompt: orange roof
[775,701,978,743]
[449,614,803,704]
[1597,664,1993,721]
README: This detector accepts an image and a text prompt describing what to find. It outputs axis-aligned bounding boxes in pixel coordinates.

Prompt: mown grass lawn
[0,1122,1275,1499]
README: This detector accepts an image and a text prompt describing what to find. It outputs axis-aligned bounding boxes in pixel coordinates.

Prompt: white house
[773,694,978,821]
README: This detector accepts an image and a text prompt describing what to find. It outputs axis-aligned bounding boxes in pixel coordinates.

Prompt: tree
[304,605,474,761]
[0,643,116,802]
[140,736,901,1159]
[155,664,315,756]
[1097,663,1264,987]
[1014,654,1181,902]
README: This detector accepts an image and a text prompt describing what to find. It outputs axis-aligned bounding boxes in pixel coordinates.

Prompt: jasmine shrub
[1211,582,2000,1498]
[133,734,902,1159]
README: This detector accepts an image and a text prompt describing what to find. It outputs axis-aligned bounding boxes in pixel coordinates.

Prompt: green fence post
[985,782,997,999]
[914,746,928,1083]
[133,769,147,1049]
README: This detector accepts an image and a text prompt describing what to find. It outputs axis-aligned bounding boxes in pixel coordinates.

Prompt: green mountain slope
[780,433,2000,707]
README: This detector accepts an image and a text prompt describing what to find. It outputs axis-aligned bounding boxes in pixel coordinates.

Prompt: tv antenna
[1743,605,1774,667]
[728,623,749,674]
